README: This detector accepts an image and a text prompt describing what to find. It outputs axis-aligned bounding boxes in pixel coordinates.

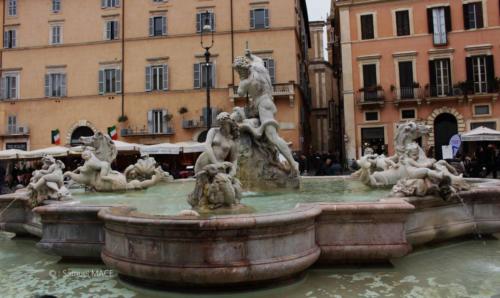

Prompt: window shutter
[11,30,16,48]
[162,16,167,35]
[268,59,275,83]
[145,66,152,91]
[114,21,119,39]
[476,3,484,28]
[444,6,451,32]
[3,31,7,48]
[115,69,122,93]
[61,74,67,96]
[106,21,111,40]
[196,13,201,32]
[101,0,107,8]
[428,60,437,97]
[0,78,5,99]
[45,74,51,97]
[115,0,120,7]
[147,110,153,133]
[466,57,474,92]
[162,109,168,133]
[10,76,17,99]
[98,70,105,94]
[211,13,216,31]
[446,59,453,95]
[162,64,168,90]
[250,10,255,29]
[463,4,470,30]
[427,8,434,33]
[264,9,269,28]
[149,17,154,36]
[486,55,495,93]
[202,107,208,124]
[194,63,200,88]
[210,63,216,88]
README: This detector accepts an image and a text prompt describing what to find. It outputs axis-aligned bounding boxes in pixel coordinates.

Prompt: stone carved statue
[65,132,168,192]
[80,132,117,163]
[188,113,243,210]
[232,49,300,189]
[27,155,71,207]
[124,154,173,182]
[356,121,469,199]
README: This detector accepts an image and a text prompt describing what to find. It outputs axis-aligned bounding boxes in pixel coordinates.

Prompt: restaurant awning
[18,146,70,159]
[178,141,206,153]
[461,126,500,142]
[0,149,26,160]
[140,143,181,155]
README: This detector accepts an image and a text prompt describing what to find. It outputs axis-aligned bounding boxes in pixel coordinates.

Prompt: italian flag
[51,129,61,145]
[108,125,118,140]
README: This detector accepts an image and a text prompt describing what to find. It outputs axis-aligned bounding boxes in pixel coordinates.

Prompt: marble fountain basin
[1,177,500,288]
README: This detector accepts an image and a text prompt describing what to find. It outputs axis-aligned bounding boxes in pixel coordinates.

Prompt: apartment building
[0,0,311,151]
[333,0,500,160]
[308,20,342,156]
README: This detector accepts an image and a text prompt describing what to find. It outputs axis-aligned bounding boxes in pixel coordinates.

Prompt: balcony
[356,87,385,108]
[1,126,30,137]
[392,86,423,106]
[182,119,207,129]
[121,126,175,137]
[229,82,296,106]
[424,81,499,103]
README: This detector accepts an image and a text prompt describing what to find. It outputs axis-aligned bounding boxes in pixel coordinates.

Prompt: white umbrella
[18,146,70,159]
[178,141,206,153]
[0,149,25,160]
[140,143,181,155]
[461,126,500,142]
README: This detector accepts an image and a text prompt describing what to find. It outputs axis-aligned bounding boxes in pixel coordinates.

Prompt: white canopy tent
[140,143,181,155]
[461,126,500,142]
[178,141,206,153]
[0,149,26,160]
[18,146,70,159]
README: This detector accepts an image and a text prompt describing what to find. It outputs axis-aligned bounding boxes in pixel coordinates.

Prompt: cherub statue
[27,155,70,206]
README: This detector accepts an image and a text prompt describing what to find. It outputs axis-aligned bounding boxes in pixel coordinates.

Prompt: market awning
[0,149,26,160]
[461,126,500,142]
[18,146,70,159]
[140,143,181,155]
[178,141,206,153]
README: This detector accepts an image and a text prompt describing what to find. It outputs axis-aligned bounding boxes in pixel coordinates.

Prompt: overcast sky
[306,0,331,21]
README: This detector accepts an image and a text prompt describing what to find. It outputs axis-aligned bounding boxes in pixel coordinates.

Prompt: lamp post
[200,11,214,130]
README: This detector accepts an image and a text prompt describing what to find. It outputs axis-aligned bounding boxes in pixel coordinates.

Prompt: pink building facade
[335,0,500,160]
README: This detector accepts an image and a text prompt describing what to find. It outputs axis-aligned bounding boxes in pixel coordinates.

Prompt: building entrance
[70,126,94,146]
[434,113,458,160]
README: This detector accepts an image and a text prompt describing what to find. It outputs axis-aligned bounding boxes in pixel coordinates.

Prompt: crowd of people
[294,151,346,176]
[461,143,500,178]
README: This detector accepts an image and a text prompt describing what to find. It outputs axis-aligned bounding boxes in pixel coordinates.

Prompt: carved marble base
[237,132,300,190]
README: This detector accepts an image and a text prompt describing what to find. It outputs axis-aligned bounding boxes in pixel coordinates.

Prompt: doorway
[434,113,458,160]
[70,126,94,146]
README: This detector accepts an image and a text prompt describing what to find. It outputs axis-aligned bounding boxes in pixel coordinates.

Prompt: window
[105,20,119,40]
[8,0,17,16]
[50,25,62,45]
[0,73,19,100]
[101,0,119,8]
[474,104,490,116]
[398,61,414,99]
[52,0,61,13]
[401,109,416,120]
[7,115,16,134]
[45,73,67,97]
[463,2,484,30]
[3,29,16,48]
[362,64,378,101]
[429,58,452,97]
[146,64,168,91]
[250,8,269,29]
[147,109,170,134]
[196,11,215,32]
[395,10,410,36]
[194,63,216,88]
[149,16,167,36]
[427,7,451,45]
[471,121,497,130]
[360,14,374,40]
[361,127,387,155]
[467,56,495,94]
[365,111,379,122]
[98,68,121,94]
[263,58,275,84]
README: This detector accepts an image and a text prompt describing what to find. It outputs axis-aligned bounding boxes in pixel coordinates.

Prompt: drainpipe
[230,0,234,85]
[120,0,125,117]
[1,0,5,79]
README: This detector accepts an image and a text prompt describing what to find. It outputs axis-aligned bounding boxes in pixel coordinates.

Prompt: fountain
[0,49,500,292]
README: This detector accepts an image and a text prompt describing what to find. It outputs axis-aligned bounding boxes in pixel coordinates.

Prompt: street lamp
[200,11,214,130]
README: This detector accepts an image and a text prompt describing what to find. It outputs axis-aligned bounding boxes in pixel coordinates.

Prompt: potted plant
[178,107,188,116]
[164,113,174,122]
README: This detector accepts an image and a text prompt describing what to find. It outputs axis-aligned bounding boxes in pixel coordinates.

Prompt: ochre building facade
[0,0,311,151]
